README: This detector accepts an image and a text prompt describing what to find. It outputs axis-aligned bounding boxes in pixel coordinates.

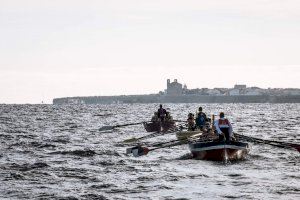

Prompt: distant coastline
[53,79,300,104]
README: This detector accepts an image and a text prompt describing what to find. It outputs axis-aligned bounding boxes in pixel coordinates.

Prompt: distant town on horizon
[53,79,300,104]
[162,79,300,96]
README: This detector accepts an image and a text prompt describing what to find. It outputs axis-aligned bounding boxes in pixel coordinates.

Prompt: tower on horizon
[166,79,183,95]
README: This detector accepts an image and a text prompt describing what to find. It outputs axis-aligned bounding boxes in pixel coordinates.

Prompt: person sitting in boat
[187,113,196,131]
[196,107,207,130]
[165,112,173,122]
[151,112,159,122]
[214,112,235,143]
[157,104,167,122]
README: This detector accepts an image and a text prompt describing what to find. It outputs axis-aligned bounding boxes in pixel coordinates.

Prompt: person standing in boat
[214,112,235,142]
[196,107,207,130]
[157,104,167,122]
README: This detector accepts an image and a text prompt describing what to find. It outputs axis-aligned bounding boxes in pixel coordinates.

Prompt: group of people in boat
[151,104,173,122]
[187,107,207,131]
[187,106,235,142]
[155,104,235,142]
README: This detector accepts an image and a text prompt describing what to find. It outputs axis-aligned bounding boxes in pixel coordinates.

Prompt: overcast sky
[0,0,300,103]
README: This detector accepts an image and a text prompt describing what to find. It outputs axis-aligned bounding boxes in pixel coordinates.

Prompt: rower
[165,111,173,122]
[151,112,158,122]
[187,113,196,131]
[214,112,235,143]
[157,104,167,122]
[196,106,207,130]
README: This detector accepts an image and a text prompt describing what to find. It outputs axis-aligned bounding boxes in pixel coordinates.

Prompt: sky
[0,0,300,104]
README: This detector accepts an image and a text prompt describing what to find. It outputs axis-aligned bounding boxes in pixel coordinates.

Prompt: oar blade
[126,147,134,154]
[123,137,137,143]
[127,146,150,157]
[99,125,114,131]
[132,147,150,157]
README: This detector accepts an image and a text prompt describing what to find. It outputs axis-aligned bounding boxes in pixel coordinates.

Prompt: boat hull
[189,141,249,161]
[143,121,176,132]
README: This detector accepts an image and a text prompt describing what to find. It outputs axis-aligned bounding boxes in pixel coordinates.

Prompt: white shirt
[214,118,233,136]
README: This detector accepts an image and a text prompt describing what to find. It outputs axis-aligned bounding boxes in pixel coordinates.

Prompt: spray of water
[224,144,230,164]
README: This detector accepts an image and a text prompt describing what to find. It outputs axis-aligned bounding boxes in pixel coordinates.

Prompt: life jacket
[218,118,230,128]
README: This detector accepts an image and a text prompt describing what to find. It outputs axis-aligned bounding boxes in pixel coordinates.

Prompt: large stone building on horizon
[166,79,187,95]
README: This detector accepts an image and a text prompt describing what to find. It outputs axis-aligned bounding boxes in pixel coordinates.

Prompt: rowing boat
[143,121,176,132]
[189,140,250,161]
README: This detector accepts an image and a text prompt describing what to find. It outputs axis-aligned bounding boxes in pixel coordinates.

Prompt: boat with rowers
[126,110,300,161]
[143,110,176,132]
[177,127,249,161]
[128,130,250,161]
[129,109,250,161]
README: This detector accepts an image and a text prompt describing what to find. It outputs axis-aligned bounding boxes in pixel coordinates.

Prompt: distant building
[166,79,183,95]
[227,84,247,96]
[244,87,263,95]
[183,84,188,94]
[67,98,85,104]
[234,84,247,90]
[283,89,300,95]
[228,89,240,96]
[207,89,221,96]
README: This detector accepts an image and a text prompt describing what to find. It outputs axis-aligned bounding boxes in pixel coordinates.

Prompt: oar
[123,131,160,143]
[241,135,300,152]
[235,133,300,152]
[173,119,186,123]
[126,137,190,157]
[123,128,178,143]
[236,134,299,147]
[99,121,147,131]
[127,141,185,157]
[100,119,184,131]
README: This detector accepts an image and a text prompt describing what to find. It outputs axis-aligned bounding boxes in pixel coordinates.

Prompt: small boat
[189,140,250,161]
[143,121,176,132]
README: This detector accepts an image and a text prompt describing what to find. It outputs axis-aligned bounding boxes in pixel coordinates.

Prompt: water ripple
[0,103,299,199]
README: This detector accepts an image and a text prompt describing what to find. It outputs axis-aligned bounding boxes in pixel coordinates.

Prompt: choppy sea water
[0,103,299,200]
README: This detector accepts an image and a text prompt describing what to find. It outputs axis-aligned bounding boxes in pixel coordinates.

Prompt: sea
[0,103,299,200]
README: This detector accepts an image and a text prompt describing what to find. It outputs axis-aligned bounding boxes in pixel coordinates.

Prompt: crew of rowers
[154,104,235,142]
[187,107,236,142]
